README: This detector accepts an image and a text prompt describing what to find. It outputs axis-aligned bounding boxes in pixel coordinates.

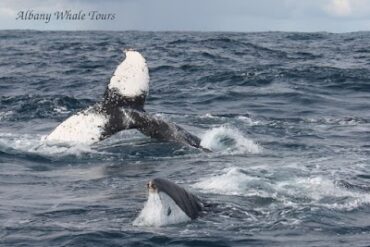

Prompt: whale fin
[133,178,203,226]
[103,50,149,111]
[151,178,203,220]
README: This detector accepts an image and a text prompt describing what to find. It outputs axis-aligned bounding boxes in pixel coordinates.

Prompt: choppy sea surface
[1,30,370,246]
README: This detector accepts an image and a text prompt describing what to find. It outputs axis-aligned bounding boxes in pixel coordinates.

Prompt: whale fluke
[45,50,205,150]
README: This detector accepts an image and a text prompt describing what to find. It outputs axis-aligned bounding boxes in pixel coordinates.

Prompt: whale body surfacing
[45,50,203,149]
[133,178,203,227]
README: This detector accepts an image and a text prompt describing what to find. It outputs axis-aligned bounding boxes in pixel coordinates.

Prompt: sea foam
[194,167,370,211]
[200,126,261,154]
[133,191,191,227]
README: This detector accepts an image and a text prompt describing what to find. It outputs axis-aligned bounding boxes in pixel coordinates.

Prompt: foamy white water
[133,192,191,227]
[200,126,261,154]
[0,132,95,157]
[194,167,370,211]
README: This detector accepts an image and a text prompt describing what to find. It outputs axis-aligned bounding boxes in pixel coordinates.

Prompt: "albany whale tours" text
[16,10,116,24]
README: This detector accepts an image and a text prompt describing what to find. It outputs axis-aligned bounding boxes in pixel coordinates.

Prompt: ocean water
[0,30,370,246]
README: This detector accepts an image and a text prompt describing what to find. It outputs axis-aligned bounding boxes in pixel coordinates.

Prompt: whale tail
[129,110,202,148]
[46,50,204,149]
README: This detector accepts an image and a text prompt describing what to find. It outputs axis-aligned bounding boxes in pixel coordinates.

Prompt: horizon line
[1,28,370,34]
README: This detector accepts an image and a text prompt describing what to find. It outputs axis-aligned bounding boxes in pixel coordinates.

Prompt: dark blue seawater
[1,30,370,246]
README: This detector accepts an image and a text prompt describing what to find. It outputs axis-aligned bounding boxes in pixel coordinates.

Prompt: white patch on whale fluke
[109,50,149,98]
[200,126,261,154]
[133,191,191,227]
[45,107,108,145]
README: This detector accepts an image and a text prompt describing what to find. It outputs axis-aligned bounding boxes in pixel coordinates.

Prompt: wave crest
[194,167,370,211]
[200,126,261,154]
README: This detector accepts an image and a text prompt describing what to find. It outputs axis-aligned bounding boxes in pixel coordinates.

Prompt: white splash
[0,111,13,121]
[45,107,108,145]
[0,132,95,157]
[236,116,261,126]
[53,106,70,114]
[109,50,150,98]
[276,176,370,210]
[200,126,261,154]
[193,167,264,196]
[194,166,370,211]
[133,191,191,227]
